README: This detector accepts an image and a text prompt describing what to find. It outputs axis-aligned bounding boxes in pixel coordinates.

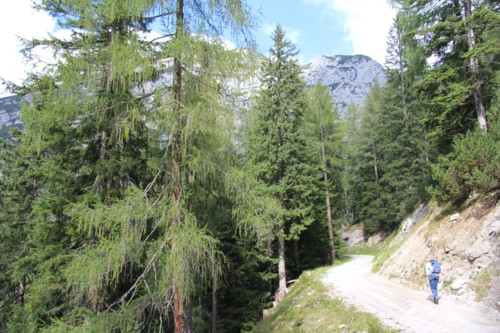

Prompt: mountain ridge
[0,54,386,140]
[302,54,386,115]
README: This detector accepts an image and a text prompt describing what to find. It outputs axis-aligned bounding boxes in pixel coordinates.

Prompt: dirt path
[321,255,500,333]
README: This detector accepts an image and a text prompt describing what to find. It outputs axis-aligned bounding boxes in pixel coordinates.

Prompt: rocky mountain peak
[302,55,386,116]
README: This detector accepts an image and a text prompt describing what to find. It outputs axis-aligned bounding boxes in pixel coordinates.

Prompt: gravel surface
[322,255,500,333]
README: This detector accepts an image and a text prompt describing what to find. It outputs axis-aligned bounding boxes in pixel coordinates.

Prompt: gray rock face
[302,55,386,116]
[0,95,22,140]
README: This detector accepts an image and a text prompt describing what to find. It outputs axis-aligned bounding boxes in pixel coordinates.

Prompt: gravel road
[321,255,500,333]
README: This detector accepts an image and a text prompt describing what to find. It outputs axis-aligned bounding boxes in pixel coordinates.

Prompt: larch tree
[348,81,385,234]
[0,0,257,332]
[305,82,343,264]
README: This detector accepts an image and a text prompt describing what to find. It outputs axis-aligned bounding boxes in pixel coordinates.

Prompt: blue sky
[249,0,352,62]
[0,0,395,97]
[249,0,395,64]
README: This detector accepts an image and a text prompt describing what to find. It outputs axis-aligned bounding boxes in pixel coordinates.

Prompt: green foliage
[0,1,267,332]
[245,25,327,283]
[429,114,500,202]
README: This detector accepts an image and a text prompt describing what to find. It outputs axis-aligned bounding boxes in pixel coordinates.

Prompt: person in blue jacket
[426,259,440,304]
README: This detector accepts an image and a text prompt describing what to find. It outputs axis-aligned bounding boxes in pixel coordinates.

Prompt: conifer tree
[246,26,322,295]
[305,83,343,263]
[0,1,256,332]
[348,81,385,233]
[339,102,360,225]
[392,0,498,153]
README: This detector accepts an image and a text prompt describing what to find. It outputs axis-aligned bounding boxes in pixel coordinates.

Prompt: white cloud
[304,0,396,64]
[331,0,396,64]
[0,0,56,96]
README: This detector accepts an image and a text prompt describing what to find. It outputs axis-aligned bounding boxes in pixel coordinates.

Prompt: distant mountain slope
[0,54,386,140]
[0,95,22,140]
[302,55,386,115]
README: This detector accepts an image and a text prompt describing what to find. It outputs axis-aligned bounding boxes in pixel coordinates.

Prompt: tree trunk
[211,276,217,333]
[172,1,191,332]
[396,26,409,128]
[372,142,379,182]
[16,278,25,303]
[293,239,299,269]
[462,0,487,133]
[344,187,350,222]
[320,129,335,264]
[277,228,287,293]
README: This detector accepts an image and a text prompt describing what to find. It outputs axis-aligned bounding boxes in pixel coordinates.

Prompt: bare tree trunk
[372,143,379,182]
[172,1,192,332]
[462,0,487,133]
[211,276,217,333]
[16,278,25,303]
[320,129,335,264]
[277,228,287,293]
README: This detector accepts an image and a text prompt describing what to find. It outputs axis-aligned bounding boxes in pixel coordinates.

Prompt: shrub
[429,113,500,202]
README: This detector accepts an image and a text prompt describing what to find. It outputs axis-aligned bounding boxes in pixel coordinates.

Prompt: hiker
[426,259,440,304]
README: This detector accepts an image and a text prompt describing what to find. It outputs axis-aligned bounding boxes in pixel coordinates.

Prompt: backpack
[431,259,441,274]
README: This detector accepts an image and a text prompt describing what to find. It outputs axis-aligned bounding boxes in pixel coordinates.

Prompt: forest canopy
[0,0,498,332]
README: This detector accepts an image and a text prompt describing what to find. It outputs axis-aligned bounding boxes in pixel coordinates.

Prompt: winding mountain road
[321,255,500,333]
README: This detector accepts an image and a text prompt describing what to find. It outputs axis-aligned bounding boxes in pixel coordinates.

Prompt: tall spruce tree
[339,102,361,225]
[375,15,432,226]
[246,26,323,296]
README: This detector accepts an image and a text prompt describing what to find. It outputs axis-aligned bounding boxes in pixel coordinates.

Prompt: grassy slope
[251,259,398,333]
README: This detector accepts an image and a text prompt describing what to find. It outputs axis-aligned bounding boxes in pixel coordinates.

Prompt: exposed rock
[401,204,429,234]
[302,55,386,116]
[367,232,384,247]
[451,278,468,291]
[0,95,22,140]
[465,243,489,262]
[425,237,436,248]
[341,225,365,248]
